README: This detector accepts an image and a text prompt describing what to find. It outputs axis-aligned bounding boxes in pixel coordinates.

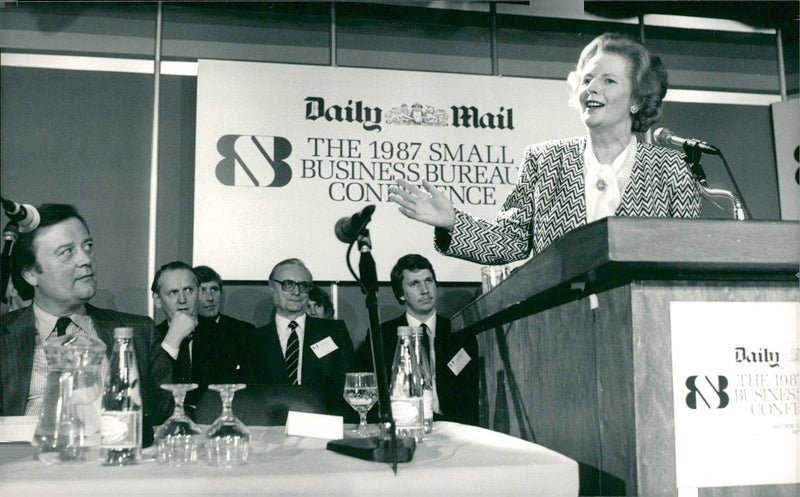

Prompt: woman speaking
[389,33,701,265]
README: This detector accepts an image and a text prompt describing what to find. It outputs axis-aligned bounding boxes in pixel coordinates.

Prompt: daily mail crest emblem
[385,102,449,127]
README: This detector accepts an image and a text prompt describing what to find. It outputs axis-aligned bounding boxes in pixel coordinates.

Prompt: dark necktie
[55,317,72,337]
[174,332,194,383]
[285,321,299,385]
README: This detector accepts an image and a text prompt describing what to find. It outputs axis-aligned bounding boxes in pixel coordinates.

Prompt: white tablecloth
[0,421,578,496]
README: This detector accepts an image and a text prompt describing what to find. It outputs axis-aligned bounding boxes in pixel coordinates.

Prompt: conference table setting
[0,414,578,496]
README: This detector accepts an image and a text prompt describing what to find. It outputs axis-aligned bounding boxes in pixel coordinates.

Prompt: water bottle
[100,327,142,465]
[411,326,434,434]
[389,326,424,442]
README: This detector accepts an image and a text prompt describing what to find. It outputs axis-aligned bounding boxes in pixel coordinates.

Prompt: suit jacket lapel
[568,138,587,224]
[86,304,115,357]
[3,306,37,414]
[266,321,289,383]
[301,318,322,380]
[619,142,647,215]
[537,138,586,251]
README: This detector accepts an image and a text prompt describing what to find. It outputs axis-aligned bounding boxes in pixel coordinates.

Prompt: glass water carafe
[32,333,107,464]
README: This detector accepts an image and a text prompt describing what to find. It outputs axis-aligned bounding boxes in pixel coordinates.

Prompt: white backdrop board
[193,60,585,281]
[671,301,800,489]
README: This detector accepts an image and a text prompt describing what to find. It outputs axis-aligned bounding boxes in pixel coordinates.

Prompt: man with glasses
[193,265,254,383]
[242,258,354,416]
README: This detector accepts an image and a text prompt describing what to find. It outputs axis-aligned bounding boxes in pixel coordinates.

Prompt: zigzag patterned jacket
[435,136,701,265]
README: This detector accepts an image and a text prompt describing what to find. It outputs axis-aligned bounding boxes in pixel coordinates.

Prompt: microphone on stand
[652,127,720,156]
[1,198,40,233]
[652,127,750,220]
[327,203,415,470]
[334,205,376,243]
[1,223,19,305]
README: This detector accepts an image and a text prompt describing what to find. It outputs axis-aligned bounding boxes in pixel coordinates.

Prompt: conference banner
[193,60,584,281]
[671,301,800,489]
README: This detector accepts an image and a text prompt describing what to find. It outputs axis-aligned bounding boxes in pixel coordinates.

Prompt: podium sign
[671,301,800,488]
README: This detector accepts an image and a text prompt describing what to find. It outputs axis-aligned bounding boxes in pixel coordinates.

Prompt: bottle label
[423,390,434,419]
[100,411,137,449]
[391,397,422,427]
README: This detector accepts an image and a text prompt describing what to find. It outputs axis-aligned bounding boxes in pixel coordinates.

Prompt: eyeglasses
[272,279,313,294]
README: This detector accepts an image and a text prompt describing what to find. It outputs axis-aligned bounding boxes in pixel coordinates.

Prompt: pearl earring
[630,106,638,114]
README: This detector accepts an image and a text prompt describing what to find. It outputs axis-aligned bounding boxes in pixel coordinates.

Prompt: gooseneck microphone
[334,205,376,243]
[652,127,720,156]
[1,198,40,232]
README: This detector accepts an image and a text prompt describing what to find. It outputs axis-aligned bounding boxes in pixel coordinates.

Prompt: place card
[284,411,343,440]
[0,416,37,442]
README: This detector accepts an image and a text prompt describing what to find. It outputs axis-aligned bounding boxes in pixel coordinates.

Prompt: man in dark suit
[0,204,172,446]
[243,258,354,417]
[151,261,201,385]
[357,254,479,426]
[193,265,254,384]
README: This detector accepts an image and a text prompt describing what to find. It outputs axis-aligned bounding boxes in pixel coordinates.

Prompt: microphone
[1,198,40,233]
[653,127,720,155]
[334,205,376,243]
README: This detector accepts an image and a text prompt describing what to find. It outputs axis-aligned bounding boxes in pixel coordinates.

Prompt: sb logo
[685,375,729,409]
[215,135,293,187]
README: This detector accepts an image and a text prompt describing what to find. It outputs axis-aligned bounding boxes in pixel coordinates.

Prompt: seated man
[241,258,354,417]
[1,204,172,446]
[357,254,479,426]
[193,265,255,383]
[152,261,201,385]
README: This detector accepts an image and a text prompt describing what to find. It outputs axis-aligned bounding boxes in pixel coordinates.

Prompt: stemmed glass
[154,383,203,466]
[205,384,250,467]
[343,372,378,437]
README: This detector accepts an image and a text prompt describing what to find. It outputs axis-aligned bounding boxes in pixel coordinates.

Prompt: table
[0,421,578,496]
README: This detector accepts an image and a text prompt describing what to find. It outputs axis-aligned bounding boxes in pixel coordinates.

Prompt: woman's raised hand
[388,178,456,230]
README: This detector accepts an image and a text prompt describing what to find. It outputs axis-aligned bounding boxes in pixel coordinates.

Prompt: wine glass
[343,372,378,437]
[154,383,203,466]
[205,384,250,467]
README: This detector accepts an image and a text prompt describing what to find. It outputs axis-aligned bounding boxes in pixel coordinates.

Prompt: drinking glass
[205,384,250,467]
[343,372,378,437]
[481,265,509,293]
[154,383,203,466]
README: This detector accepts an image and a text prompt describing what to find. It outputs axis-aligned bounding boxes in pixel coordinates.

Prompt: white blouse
[584,135,637,223]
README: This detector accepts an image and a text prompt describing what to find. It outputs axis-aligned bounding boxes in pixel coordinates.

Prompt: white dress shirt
[26,304,102,416]
[406,313,441,414]
[276,313,306,385]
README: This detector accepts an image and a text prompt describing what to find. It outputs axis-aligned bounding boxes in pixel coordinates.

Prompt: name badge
[311,336,339,358]
[447,348,471,376]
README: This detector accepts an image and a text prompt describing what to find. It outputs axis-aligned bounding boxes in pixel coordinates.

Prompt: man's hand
[161,311,197,350]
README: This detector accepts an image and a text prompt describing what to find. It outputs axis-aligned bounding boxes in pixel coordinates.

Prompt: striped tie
[285,321,299,385]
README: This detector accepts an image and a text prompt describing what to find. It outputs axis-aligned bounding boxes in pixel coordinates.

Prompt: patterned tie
[421,323,440,413]
[285,321,299,385]
[55,317,72,337]
[420,323,435,381]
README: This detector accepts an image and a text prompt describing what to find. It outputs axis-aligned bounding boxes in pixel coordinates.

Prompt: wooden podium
[452,218,799,497]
